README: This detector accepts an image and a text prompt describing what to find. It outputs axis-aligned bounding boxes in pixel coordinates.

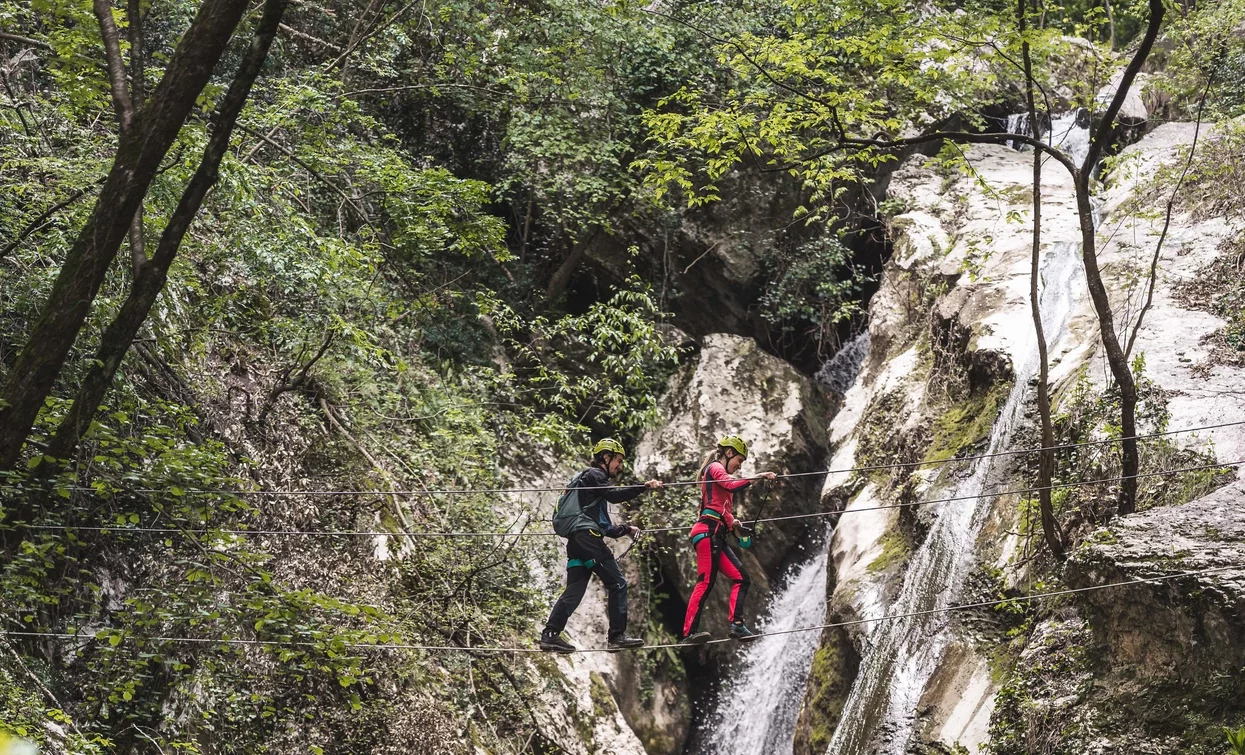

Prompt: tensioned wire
[15,457,1242,538]
[7,419,1240,498]
[1,564,1236,653]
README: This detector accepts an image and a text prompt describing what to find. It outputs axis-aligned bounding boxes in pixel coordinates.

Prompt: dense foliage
[0,0,1240,750]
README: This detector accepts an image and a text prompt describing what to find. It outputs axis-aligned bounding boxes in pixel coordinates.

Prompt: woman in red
[681,435,777,644]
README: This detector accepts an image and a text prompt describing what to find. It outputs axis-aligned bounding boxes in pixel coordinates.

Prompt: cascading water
[816,332,871,394]
[695,334,873,755]
[1005,109,1092,167]
[827,241,1086,755]
[701,535,831,755]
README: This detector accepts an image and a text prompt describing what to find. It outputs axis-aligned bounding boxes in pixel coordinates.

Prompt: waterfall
[816,332,871,394]
[1004,113,1029,150]
[1003,109,1092,168]
[827,242,1086,755]
[701,536,832,755]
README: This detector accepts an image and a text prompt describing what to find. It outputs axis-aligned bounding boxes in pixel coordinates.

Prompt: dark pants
[544,530,628,639]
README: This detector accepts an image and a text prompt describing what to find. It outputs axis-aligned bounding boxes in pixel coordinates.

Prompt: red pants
[682,528,750,637]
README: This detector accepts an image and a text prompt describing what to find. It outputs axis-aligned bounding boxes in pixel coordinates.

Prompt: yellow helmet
[718,435,749,458]
[592,438,626,457]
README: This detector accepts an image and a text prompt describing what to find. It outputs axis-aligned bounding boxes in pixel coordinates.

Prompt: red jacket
[694,460,752,531]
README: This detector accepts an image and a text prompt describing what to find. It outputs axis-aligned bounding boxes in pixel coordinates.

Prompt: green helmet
[592,438,626,458]
[718,435,749,458]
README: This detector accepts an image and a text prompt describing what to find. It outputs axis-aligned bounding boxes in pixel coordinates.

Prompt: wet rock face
[929,285,1013,396]
[1067,484,1245,682]
[634,332,832,646]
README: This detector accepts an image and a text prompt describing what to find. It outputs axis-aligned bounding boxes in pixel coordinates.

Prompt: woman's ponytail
[700,447,724,471]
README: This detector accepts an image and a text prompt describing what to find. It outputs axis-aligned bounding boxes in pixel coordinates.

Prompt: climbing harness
[567,558,597,570]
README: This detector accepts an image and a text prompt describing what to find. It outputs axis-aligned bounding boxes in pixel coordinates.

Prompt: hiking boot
[607,634,645,652]
[681,631,711,645]
[729,621,760,642]
[539,632,577,654]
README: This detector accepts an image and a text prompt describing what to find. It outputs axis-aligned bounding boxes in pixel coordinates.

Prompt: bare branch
[339,83,510,98]
[840,129,1081,177]
[319,397,415,530]
[279,22,342,51]
[0,179,105,259]
[328,0,423,70]
[1124,74,1212,357]
[259,330,335,421]
[1020,0,1065,560]
[0,31,52,50]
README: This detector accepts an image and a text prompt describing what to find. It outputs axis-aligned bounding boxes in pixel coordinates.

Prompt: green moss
[799,629,858,754]
[867,529,911,574]
[589,671,613,720]
[923,382,1009,464]
[1000,185,1034,206]
[1086,529,1119,546]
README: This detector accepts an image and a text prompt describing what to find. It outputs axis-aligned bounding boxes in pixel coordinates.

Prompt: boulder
[1066,483,1245,681]
[1095,71,1149,126]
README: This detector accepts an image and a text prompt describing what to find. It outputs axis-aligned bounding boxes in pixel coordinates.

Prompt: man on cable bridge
[540,438,663,653]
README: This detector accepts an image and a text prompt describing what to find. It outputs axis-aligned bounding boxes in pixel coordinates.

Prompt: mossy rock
[589,671,614,719]
[793,626,860,755]
[867,528,911,574]
[923,381,1010,464]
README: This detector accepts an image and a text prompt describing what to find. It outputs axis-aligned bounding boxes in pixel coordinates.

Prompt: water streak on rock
[827,241,1085,754]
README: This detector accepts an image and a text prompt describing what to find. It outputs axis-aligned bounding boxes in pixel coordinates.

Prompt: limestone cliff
[796,120,1245,754]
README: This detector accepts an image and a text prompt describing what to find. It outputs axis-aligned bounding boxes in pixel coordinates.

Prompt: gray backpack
[552,471,592,537]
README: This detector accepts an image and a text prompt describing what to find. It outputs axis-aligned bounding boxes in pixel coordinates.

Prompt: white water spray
[702,538,832,755]
[1005,110,1092,167]
[816,332,872,394]
[827,242,1086,755]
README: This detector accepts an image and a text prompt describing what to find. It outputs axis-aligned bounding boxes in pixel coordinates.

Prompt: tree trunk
[545,231,599,305]
[1074,183,1141,516]
[1020,0,1065,560]
[1104,0,1116,49]
[1074,0,1164,518]
[127,0,147,276]
[0,0,253,472]
[46,0,290,462]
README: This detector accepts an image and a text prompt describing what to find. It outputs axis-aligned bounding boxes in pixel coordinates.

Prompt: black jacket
[576,465,646,538]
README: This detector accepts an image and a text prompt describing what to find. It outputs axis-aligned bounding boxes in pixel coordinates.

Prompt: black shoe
[729,622,760,642]
[681,631,711,645]
[607,634,645,652]
[539,632,576,654]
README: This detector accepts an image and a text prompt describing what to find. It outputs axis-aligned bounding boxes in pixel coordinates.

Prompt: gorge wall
[535,117,1245,755]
